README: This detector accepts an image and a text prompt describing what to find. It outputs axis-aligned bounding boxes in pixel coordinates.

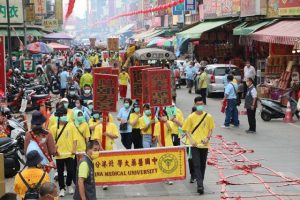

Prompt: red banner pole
[151,107,155,139]
[159,106,165,147]
[102,111,108,150]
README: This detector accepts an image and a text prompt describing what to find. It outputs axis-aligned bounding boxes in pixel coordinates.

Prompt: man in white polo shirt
[243,60,256,97]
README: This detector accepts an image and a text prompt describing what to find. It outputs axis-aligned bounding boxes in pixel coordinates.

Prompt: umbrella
[47,42,70,51]
[27,42,53,54]
[43,32,73,40]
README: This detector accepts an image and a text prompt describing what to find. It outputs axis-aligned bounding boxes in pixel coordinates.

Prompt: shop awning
[176,19,232,39]
[0,28,43,37]
[117,24,135,35]
[251,20,300,45]
[132,29,165,41]
[233,20,277,36]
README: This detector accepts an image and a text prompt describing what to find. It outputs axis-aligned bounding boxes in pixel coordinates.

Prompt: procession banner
[107,38,119,51]
[148,69,172,107]
[129,66,148,100]
[22,59,35,73]
[112,68,119,76]
[0,0,23,23]
[279,0,300,16]
[0,36,5,97]
[93,74,118,112]
[94,146,186,185]
[141,68,158,104]
[92,67,112,76]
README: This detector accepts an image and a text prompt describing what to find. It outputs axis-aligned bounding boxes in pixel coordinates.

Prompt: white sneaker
[59,189,65,197]
[68,186,74,194]
[103,185,108,190]
[64,171,67,177]
[167,181,173,185]
[221,125,230,129]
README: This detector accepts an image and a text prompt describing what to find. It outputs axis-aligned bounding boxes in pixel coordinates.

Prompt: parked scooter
[260,91,299,121]
[0,132,25,178]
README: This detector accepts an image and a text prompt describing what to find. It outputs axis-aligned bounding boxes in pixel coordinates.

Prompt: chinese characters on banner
[92,67,112,76]
[142,69,151,104]
[107,38,119,51]
[93,74,118,112]
[203,0,241,19]
[42,19,59,31]
[148,69,172,107]
[279,0,300,16]
[34,0,46,15]
[0,36,5,97]
[129,66,148,100]
[94,147,186,185]
[0,0,23,23]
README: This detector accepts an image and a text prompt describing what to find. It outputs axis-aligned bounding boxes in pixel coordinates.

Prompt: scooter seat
[25,85,44,91]
[31,94,49,100]
[0,137,13,147]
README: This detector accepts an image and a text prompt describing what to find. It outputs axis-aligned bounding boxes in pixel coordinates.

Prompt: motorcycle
[0,132,25,178]
[260,92,299,121]
[50,74,60,95]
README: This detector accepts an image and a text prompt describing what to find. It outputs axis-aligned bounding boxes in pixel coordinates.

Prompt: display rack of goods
[257,85,271,99]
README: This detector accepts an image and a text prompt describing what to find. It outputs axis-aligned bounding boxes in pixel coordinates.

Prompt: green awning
[144,30,165,40]
[176,19,233,39]
[233,20,277,36]
[0,28,43,37]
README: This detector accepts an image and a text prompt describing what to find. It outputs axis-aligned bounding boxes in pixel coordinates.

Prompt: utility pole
[6,0,12,69]
[22,0,28,57]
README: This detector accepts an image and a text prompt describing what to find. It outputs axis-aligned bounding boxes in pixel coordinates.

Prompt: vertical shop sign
[34,0,46,15]
[267,0,279,17]
[172,3,184,15]
[0,36,5,97]
[55,0,63,24]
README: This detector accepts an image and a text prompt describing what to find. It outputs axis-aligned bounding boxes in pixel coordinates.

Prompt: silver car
[196,64,242,96]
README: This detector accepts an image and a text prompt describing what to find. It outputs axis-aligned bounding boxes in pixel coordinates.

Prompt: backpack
[18,171,46,200]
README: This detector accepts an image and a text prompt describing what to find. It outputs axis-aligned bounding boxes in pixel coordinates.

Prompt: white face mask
[40,137,47,144]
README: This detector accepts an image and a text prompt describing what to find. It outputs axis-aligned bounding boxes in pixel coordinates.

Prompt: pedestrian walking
[182,96,215,194]
[59,67,69,98]
[185,62,196,94]
[243,60,256,97]
[128,102,143,149]
[74,140,100,200]
[222,75,239,128]
[117,98,133,149]
[198,67,208,105]
[139,104,157,148]
[80,68,93,89]
[118,68,130,99]
[244,78,257,133]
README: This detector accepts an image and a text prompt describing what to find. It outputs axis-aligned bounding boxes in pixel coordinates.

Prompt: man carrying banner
[182,96,215,195]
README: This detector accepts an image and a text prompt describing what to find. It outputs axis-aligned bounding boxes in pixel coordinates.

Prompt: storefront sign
[241,0,267,17]
[279,0,300,16]
[0,0,23,23]
[94,147,186,185]
[55,0,63,24]
[172,3,184,15]
[267,0,279,17]
[148,69,172,107]
[107,38,119,51]
[42,19,58,31]
[25,5,35,23]
[270,43,294,56]
[203,0,241,19]
[129,66,147,100]
[185,0,196,11]
[34,0,46,15]
[93,74,118,112]
[22,59,35,73]
[0,36,5,97]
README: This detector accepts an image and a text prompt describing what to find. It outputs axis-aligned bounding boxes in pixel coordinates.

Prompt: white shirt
[244,65,256,81]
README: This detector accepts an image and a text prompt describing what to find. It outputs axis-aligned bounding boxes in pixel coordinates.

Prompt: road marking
[288,123,300,128]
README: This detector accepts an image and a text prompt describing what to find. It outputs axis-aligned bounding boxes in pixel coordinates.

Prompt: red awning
[47,42,70,51]
[251,20,300,45]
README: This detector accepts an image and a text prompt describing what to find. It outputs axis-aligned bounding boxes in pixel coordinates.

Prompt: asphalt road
[6,86,300,200]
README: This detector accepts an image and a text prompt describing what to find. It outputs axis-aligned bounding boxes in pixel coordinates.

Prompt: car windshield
[214,67,241,76]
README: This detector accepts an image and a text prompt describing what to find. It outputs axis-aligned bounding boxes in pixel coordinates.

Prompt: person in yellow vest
[139,104,158,148]
[48,100,74,129]
[198,67,208,105]
[80,68,93,89]
[128,102,142,149]
[165,102,184,146]
[118,68,130,99]
[88,111,101,139]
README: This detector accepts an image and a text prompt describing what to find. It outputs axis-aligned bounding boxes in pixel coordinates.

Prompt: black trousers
[187,148,195,179]
[247,109,256,132]
[60,88,66,98]
[132,128,143,149]
[172,134,180,146]
[200,88,207,105]
[191,147,208,187]
[56,158,76,190]
[121,132,132,149]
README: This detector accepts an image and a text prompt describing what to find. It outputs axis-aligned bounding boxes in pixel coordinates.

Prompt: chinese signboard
[93,74,118,112]
[172,3,184,15]
[55,0,63,24]
[279,0,300,16]
[34,0,46,15]
[185,0,196,11]
[22,59,35,73]
[0,0,23,23]
[0,36,5,97]
[94,147,186,185]
[241,0,267,17]
[107,38,119,51]
[42,19,59,31]
[267,0,279,17]
[203,0,241,19]
[148,69,172,107]
[129,66,147,100]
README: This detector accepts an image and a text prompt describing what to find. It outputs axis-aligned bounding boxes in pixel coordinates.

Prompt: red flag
[65,0,76,20]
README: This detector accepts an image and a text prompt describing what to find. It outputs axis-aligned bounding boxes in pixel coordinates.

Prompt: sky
[64,0,87,19]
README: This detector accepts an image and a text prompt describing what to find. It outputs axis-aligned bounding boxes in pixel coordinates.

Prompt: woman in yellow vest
[128,102,142,149]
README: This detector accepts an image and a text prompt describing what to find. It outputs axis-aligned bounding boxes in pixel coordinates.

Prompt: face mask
[63,103,69,109]
[40,137,47,144]
[145,110,151,116]
[134,107,140,113]
[99,118,103,122]
[70,91,75,96]
[160,116,167,121]
[196,105,204,112]
[75,103,81,108]
[84,89,91,94]
[60,116,68,122]
[93,113,100,119]
[246,82,251,87]
[77,116,85,123]
[88,105,93,110]
[124,103,130,109]
[91,151,99,160]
